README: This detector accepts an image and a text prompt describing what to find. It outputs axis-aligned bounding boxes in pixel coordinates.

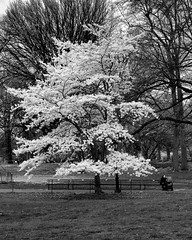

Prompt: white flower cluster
[103,151,155,176]
[87,122,134,147]
[55,159,105,176]
[119,102,157,121]
[56,151,155,177]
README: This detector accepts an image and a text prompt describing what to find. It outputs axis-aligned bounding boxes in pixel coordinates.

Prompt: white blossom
[9,14,157,177]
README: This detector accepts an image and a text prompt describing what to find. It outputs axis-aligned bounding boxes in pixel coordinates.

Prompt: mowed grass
[0,190,192,240]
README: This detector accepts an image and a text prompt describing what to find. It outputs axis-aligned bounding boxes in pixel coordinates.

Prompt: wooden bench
[47,178,161,192]
[119,179,160,190]
[47,178,117,192]
[47,179,95,192]
[142,179,160,190]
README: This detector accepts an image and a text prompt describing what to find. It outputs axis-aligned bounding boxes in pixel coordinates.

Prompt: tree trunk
[4,104,13,164]
[94,174,103,194]
[115,173,121,193]
[171,84,180,171]
[5,129,13,164]
[166,146,171,161]
[177,85,188,170]
[157,145,161,162]
[173,124,180,171]
[180,126,188,170]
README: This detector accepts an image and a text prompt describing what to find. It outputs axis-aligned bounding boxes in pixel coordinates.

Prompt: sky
[0,0,13,15]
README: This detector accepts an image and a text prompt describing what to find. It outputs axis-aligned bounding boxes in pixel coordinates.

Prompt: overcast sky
[0,0,13,15]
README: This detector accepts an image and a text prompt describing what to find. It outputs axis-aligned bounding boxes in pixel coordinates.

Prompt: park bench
[142,179,161,189]
[47,179,95,192]
[47,178,118,192]
[0,171,13,184]
[119,179,160,191]
[47,178,161,192]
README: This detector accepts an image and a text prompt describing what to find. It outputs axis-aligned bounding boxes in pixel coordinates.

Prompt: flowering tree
[9,12,156,193]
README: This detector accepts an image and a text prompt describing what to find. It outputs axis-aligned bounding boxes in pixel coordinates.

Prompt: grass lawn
[0,190,192,240]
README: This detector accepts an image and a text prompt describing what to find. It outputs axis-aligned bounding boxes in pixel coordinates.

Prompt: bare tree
[119,0,192,170]
[2,0,108,63]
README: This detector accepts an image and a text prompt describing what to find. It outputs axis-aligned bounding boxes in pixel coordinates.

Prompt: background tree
[0,0,108,163]
[0,87,13,163]
[117,0,192,170]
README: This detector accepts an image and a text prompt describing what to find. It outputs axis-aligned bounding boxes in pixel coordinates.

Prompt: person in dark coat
[160,175,173,191]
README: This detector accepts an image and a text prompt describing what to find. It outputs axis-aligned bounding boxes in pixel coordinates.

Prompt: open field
[0,163,192,239]
[0,190,192,240]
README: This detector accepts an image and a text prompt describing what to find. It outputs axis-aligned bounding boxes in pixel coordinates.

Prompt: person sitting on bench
[160,175,173,191]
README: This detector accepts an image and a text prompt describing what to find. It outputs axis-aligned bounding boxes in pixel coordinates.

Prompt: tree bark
[180,125,188,170]
[171,86,188,171]
[173,124,180,171]
[94,174,103,194]
[177,85,188,170]
[166,146,171,161]
[157,145,161,162]
[4,105,13,164]
[171,84,179,170]
[115,173,121,193]
[4,128,13,164]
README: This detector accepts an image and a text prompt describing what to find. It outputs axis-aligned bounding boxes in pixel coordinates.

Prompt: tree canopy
[3,0,192,172]
[9,18,156,177]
